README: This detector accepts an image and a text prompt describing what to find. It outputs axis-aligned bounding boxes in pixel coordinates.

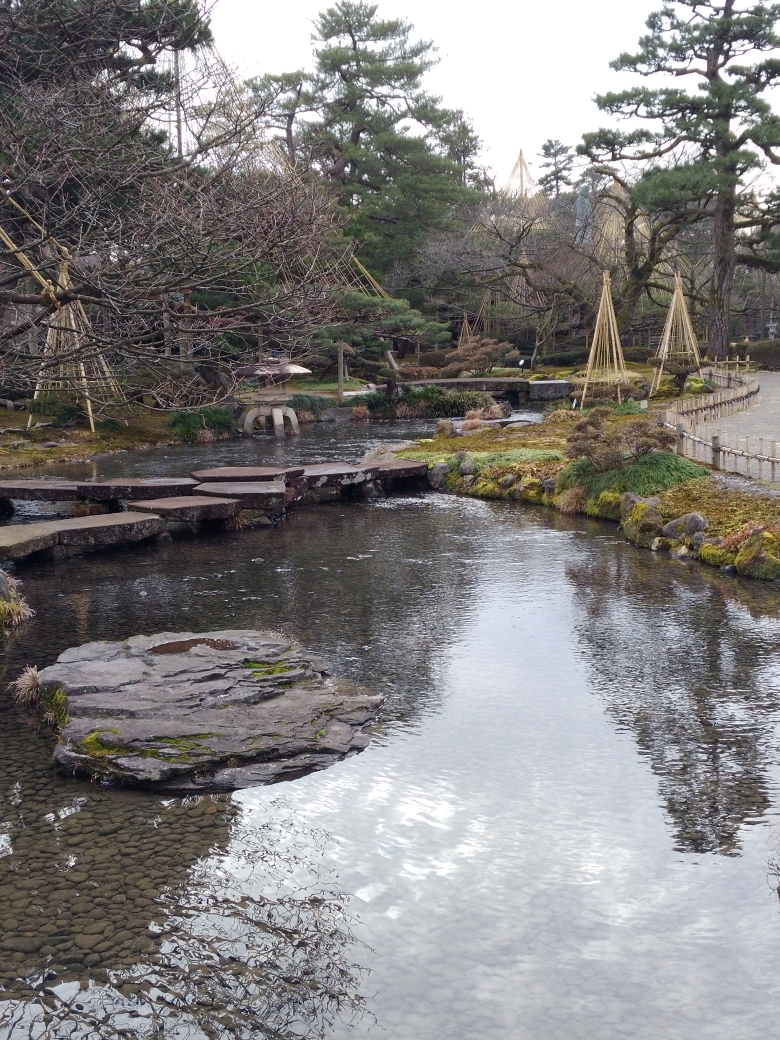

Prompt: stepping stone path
[0,456,429,562]
[41,629,384,790]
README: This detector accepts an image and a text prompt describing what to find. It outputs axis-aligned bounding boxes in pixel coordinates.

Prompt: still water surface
[1,421,780,1038]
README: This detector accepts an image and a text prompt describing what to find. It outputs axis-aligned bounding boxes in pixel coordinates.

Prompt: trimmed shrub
[288,394,337,417]
[29,394,87,427]
[351,385,495,419]
[167,406,236,443]
[741,340,780,370]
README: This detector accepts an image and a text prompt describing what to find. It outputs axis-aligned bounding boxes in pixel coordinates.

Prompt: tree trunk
[708,187,736,359]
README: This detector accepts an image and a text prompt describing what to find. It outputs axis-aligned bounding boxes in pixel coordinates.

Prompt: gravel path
[706,370,780,447]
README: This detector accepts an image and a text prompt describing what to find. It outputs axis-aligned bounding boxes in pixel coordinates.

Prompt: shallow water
[2,421,780,1037]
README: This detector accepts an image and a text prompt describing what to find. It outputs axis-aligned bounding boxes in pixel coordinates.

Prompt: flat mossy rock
[734,531,780,581]
[40,630,383,790]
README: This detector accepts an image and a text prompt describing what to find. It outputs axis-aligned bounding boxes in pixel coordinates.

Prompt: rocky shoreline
[388,433,780,583]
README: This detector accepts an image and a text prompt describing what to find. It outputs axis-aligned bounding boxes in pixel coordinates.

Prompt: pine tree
[537,139,574,196]
[248,2,485,274]
[581,0,780,358]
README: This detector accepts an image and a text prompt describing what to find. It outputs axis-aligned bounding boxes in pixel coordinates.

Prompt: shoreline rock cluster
[403,445,780,583]
[36,629,383,790]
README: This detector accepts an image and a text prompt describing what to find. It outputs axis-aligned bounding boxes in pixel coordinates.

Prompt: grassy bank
[398,412,780,582]
[0,408,224,472]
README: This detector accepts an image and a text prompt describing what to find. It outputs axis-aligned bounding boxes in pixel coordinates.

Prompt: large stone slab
[0,522,60,561]
[134,496,241,522]
[50,512,165,549]
[78,478,197,501]
[303,462,380,487]
[0,512,164,561]
[364,459,428,480]
[42,629,383,790]
[0,480,83,502]
[191,465,304,482]
[194,481,287,511]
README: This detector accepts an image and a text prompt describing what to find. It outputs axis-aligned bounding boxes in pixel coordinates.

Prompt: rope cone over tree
[580,272,629,409]
[650,273,703,396]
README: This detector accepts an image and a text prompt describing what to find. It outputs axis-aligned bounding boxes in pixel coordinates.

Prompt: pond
[1,418,780,1038]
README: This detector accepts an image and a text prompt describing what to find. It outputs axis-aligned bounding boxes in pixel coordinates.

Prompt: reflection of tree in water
[566,549,780,855]
[0,799,365,1039]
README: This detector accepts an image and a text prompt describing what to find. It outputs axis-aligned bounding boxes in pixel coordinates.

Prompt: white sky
[209,0,651,185]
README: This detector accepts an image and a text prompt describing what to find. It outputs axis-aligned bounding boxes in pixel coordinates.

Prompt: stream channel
[1,417,780,1038]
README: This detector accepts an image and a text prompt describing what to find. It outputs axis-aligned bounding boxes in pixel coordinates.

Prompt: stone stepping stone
[0,511,164,561]
[0,480,84,501]
[303,462,380,487]
[40,629,384,790]
[365,459,428,479]
[134,496,241,522]
[191,465,304,482]
[194,481,287,511]
[77,478,198,501]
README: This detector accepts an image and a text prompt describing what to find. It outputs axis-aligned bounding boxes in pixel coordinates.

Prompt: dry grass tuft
[351,405,371,422]
[545,409,579,424]
[296,409,316,424]
[11,665,39,708]
[482,404,505,420]
[0,576,34,628]
[556,487,587,515]
[461,419,485,431]
[223,511,253,532]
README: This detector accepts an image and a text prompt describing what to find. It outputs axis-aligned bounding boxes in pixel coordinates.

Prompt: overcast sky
[209,0,651,185]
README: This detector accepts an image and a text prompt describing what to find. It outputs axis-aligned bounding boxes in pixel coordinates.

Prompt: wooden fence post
[676,423,686,456]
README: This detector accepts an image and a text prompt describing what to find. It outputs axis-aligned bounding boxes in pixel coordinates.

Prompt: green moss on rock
[595,490,624,521]
[622,501,664,547]
[697,544,738,568]
[42,686,69,730]
[735,530,780,580]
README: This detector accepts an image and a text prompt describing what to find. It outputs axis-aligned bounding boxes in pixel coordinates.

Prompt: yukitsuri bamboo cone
[27,261,124,432]
[650,272,703,396]
[457,312,475,350]
[580,272,628,409]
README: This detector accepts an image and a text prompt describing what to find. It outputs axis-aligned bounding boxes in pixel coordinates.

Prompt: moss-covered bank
[398,413,780,583]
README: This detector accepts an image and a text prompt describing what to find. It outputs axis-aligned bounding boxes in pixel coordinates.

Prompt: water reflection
[0,799,365,1039]
[565,536,780,854]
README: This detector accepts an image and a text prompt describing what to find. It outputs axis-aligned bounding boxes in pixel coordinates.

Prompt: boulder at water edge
[40,629,383,790]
